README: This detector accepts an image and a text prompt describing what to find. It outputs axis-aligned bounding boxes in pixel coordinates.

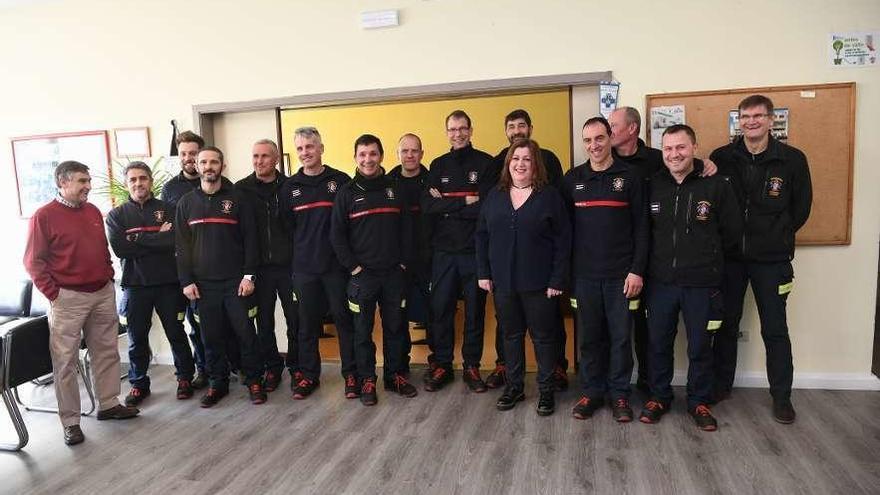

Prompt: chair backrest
[0,280,32,318]
[2,316,53,389]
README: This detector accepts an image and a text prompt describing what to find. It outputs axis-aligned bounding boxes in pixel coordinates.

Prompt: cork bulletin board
[646,82,855,245]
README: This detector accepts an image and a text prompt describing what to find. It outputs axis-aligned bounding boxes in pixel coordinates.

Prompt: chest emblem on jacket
[575,183,585,191]
[695,201,711,221]
[767,177,783,197]
[290,189,302,199]
[467,171,478,184]
[611,177,625,192]
[441,176,450,184]
[650,202,660,215]
[220,200,234,214]
[385,188,395,200]
[153,210,165,223]
[327,181,338,193]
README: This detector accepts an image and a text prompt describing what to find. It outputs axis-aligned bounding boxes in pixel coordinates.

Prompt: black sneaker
[550,366,569,391]
[536,391,555,416]
[263,370,282,393]
[124,387,150,407]
[344,374,360,399]
[289,371,304,392]
[463,367,487,393]
[249,383,267,405]
[191,371,208,390]
[176,379,194,400]
[572,395,604,419]
[496,387,525,411]
[639,398,669,424]
[360,378,378,406]
[485,364,507,389]
[424,366,453,392]
[773,400,796,424]
[199,388,228,408]
[385,373,418,398]
[422,361,438,385]
[690,404,718,431]
[292,377,319,400]
[612,398,634,423]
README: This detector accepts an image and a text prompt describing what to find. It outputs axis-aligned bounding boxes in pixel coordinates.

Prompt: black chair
[0,280,32,325]
[1,317,54,451]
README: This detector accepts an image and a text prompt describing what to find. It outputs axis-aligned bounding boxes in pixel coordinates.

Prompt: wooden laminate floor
[1,365,878,495]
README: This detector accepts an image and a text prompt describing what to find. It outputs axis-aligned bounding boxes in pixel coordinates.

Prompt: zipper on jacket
[266,202,272,262]
[672,185,680,269]
[685,192,693,234]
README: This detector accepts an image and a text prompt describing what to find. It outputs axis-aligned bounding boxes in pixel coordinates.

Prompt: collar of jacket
[388,164,428,179]
[353,169,388,191]
[732,135,782,162]
[127,194,157,206]
[244,170,285,187]
[655,158,706,185]
[581,157,629,179]
[291,164,343,186]
[613,138,650,161]
[449,143,475,161]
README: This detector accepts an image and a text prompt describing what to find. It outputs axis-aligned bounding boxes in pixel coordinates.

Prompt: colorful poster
[829,32,878,67]
[649,105,685,147]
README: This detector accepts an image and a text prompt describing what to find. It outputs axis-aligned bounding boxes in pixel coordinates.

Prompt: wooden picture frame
[113,126,151,157]
[11,130,113,217]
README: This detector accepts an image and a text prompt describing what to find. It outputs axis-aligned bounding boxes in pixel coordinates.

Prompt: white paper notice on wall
[649,105,685,147]
[829,32,878,67]
[598,81,620,119]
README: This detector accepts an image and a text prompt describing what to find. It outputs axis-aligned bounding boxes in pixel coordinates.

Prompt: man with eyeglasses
[709,94,812,424]
[422,110,496,393]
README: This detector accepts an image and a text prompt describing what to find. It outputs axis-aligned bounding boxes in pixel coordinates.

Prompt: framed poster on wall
[11,130,112,217]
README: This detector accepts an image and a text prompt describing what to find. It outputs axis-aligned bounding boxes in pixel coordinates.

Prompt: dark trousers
[255,266,298,374]
[430,251,486,368]
[633,305,649,383]
[646,282,719,409]
[493,290,557,393]
[494,299,568,370]
[195,279,262,389]
[401,265,431,370]
[713,259,794,401]
[348,267,408,381]
[185,303,206,373]
[123,285,195,388]
[575,278,633,400]
[293,270,356,381]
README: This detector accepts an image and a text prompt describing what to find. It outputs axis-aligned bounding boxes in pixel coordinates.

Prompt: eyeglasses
[739,113,771,121]
[446,126,471,134]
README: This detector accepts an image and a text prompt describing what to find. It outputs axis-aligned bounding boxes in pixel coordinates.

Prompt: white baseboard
[662,370,880,391]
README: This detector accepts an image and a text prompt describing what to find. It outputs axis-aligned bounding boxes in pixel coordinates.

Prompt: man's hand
[159,222,173,232]
[238,278,255,297]
[183,283,200,301]
[429,187,442,198]
[478,279,493,293]
[623,273,644,299]
[701,158,718,177]
[351,266,363,276]
[464,195,480,205]
[546,287,562,298]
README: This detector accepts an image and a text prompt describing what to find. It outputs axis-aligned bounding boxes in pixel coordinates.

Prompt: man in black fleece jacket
[235,139,297,393]
[175,146,266,407]
[106,162,195,406]
[709,95,812,424]
[640,125,742,432]
[279,126,358,400]
[331,134,415,406]
[421,110,497,393]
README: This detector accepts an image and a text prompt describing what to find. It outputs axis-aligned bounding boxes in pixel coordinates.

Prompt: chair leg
[13,355,96,416]
[0,388,29,451]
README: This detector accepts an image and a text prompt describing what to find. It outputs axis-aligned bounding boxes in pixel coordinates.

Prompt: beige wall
[2,0,878,387]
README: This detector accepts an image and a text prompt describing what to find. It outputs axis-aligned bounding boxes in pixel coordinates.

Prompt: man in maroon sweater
[24,161,139,446]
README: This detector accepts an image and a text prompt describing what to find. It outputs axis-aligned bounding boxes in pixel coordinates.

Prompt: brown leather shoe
[96,404,140,421]
[64,425,85,445]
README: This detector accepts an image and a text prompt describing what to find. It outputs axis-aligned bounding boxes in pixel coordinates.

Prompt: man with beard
[422,110,496,393]
[487,109,568,391]
[175,146,266,407]
[235,139,297,393]
[107,162,196,406]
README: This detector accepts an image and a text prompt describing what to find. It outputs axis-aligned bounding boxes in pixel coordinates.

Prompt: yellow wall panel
[280,90,571,177]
